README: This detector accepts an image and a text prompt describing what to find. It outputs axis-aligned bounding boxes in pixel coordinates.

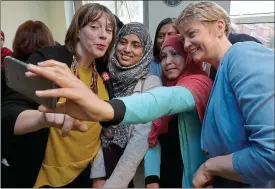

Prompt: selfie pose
[2,3,116,187]
[91,22,162,188]
[144,34,212,188]
[26,1,274,188]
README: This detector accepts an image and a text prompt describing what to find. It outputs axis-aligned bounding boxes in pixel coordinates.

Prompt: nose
[164,34,169,42]
[99,28,107,40]
[123,44,131,54]
[184,38,191,52]
[162,55,173,70]
[166,54,173,65]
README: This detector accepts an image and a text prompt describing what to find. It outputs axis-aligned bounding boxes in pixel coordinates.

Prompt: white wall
[1,1,50,49]
[47,1,67,44]
[1,1,231,48]
[1,1,68,49]
[147,1,231,39]
[64,1,75,29]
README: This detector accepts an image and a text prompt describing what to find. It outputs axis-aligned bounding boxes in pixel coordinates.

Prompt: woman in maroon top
[1,30,12,67]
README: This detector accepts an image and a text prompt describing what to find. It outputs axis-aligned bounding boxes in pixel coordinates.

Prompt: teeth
[190,48,197,54]
[122,55,131,60]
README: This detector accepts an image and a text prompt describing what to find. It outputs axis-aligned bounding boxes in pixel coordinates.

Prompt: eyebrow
[120,37,127,41]
[90,20,99,24]
[183,27,193,35]
[89,21,100,26]
[106,22,113,28]
[185,27,200,35]
[120,37,141,44]
[90,20,113,28]
[132,40,141,44]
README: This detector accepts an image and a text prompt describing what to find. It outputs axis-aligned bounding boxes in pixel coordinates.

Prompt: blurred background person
[1,30,13,96]
[1,30,12,67]
[1,3,116,187]
[1,20,55,98]
[1,20,56,187]
[150,18,178,78]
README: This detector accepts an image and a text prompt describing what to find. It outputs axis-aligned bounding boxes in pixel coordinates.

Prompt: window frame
[230,13,274,25]
[75,1,147,26]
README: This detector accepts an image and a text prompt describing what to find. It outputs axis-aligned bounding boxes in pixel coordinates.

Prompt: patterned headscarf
[102,22,153,149]
[108,22,153,98]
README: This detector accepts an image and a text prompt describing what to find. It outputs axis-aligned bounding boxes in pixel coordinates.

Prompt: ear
[216,19,226,37]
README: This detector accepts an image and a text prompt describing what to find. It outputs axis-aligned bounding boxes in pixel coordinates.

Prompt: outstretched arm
[104,86,195,126]
[27,61,196,124]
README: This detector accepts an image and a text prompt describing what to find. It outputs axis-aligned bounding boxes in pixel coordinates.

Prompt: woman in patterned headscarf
[90,22,162,188]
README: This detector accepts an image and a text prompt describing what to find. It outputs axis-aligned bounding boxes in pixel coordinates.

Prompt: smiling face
[179,17,231,64]
[116,34,143,67]
[161,46,185,80]
[78,12,113,59]
[179,20,221,64]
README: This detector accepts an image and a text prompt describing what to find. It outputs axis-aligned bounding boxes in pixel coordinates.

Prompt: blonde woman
[27,1,274,188]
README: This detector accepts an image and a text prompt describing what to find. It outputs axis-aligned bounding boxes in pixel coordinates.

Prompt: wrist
[146,183,159,188]
[84,91,114,122]
[203,158,216,177]
[145,175,160,186]
[38,112,49,129]
[101,101,114,121]
[93,177,105,180]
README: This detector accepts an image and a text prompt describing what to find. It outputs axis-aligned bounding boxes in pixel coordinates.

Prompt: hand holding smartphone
[4,56,58,109]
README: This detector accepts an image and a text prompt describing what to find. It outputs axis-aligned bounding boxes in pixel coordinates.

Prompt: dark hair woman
[149,18,178,78]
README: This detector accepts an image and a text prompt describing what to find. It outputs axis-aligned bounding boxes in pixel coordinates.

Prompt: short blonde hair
[174,2,231,37]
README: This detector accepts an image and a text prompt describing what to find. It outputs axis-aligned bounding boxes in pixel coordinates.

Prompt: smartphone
[4,56,58,109]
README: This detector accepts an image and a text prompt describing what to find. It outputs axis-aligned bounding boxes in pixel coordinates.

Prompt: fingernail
[35,91,42,95]
[27,64,34,68]
[37,62,44,65]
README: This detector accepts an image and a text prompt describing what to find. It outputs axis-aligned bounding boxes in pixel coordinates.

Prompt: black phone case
[4,56,58,109]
